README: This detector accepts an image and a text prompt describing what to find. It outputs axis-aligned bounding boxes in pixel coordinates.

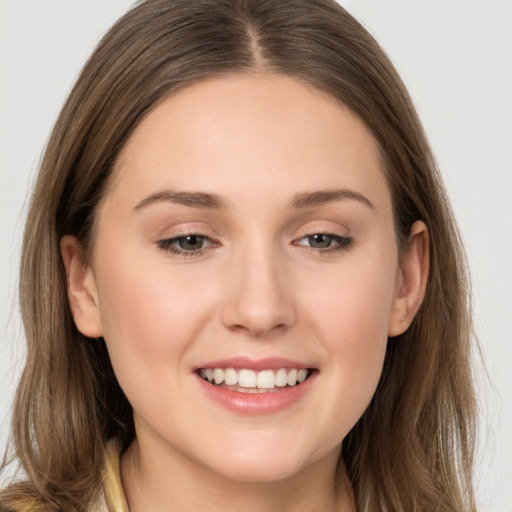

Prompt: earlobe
[388,221,429,337]
[60,235,104,338]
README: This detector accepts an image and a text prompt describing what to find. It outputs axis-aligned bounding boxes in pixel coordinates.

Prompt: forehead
[108,73,390,213]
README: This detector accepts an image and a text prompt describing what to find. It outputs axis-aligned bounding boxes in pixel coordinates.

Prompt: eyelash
[157,232,353,258]
[157,234,215,259]
[294,233,353,254]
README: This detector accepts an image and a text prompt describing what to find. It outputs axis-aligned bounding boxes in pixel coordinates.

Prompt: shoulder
[1,439,127,512]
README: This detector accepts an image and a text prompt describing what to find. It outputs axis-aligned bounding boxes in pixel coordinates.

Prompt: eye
[157,234,216,256]
[295,233,353,252]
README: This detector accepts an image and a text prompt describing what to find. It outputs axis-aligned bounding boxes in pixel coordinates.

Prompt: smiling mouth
[198,367,312,394]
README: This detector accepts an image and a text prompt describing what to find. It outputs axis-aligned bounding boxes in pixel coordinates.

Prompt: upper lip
[194,357,312,372]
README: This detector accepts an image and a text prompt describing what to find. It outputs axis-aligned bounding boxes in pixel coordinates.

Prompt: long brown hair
[1,1,477,510]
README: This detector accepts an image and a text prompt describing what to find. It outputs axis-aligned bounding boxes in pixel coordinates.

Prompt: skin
[62,74,428,512]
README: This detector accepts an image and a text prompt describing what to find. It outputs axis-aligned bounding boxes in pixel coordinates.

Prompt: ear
[60,235,103,338]
[388,221,429,337]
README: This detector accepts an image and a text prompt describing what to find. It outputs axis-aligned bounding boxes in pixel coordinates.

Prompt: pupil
[310,234,331,249]
[180,235,203,250]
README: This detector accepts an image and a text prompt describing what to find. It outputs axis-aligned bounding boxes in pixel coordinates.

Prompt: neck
[120,438,356,512]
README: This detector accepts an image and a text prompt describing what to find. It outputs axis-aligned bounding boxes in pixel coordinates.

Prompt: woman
[0,0,477,511]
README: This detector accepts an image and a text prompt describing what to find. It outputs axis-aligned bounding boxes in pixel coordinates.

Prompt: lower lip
[196,372,316,415]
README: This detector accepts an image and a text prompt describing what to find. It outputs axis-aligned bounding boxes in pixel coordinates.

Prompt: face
[65,74,421,484]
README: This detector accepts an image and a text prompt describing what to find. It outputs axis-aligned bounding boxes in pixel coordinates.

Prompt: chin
[213,458,307,483]
[198,441,333,484]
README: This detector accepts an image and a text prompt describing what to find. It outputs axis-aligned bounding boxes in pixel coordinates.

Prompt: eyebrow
[133,190,226,212]
[290,189,374,210]
[132,187,374,213]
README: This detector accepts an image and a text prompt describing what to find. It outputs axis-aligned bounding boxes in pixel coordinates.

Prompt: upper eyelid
[291,220,350,235]
[295,229,348,237]
[293,230,351,241]
[158,228,218,241]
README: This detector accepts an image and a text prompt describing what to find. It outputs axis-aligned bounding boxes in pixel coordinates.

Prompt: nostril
[227,321,289,337]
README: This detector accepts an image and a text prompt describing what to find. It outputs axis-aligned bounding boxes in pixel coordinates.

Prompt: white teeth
[224,368,238,386]
[275,368,288,387]
[287,368,298,386]
[238,369,257,388]
[199,367,310,389]
[213,368,224,385]
[257,370,275,389]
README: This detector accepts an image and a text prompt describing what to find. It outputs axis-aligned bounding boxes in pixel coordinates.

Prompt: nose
[221,243,297,337]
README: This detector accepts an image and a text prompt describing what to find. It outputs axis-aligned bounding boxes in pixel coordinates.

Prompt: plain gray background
[1,1,511,510]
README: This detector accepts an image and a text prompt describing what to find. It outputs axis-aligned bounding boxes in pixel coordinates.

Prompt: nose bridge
[221,234,296,336]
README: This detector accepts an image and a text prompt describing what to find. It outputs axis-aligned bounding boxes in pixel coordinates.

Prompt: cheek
[300,253,397,431]
[92,249,215,395]
[305,251,397,349]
